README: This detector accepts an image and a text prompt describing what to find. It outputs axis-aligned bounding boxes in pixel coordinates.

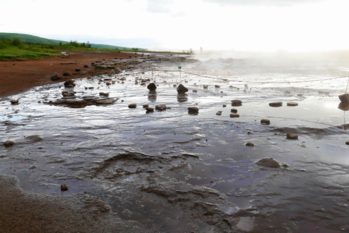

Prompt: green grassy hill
[0,32,139,50]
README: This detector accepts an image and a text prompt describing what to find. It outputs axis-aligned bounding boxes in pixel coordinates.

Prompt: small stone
[287,102,298,106]
[61,184,68,191]
[84,65,89,68]
[215,85,220,88]
[269,102,282,107]
[143,104,149,108]
[193,90,197,93]
[203,85,208,89]
[231,100,242,106]
[99,92,109,96]
[63,71,71,76]
[155,105,166,111]
[216,111,222,115]
[223,105,226,107]
[231,109,237,113]
[230,114,239,118]
[261,119,270,125]
[177,84,188,93]
[128,104,137,108]
[64,80,75,87]
[346,141,349,145]
[188,107,199,114]
[50,72,61,81]
[147,83,157,91]
[146,107,154,112]
[10,100,19,105]
[4,141,14,147]
[287,133,298,140]
[246,142,254,147]
[256,158,280,168]
[75,68,81,72]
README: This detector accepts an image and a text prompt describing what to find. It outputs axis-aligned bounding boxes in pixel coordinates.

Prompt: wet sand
[1,55,349,232]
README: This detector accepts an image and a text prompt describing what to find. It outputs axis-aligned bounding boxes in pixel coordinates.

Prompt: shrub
[12,37,24,47]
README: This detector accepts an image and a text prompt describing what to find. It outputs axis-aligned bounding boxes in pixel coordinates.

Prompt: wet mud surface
[1,55,349,232]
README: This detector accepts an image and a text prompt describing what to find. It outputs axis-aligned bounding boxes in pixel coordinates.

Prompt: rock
[261,119,270,125]
[231,100,242,106]
[64,80,75,88]
[223,105,226,107]
[346,141,349,145]
[99,92,109,96]
[177,84,188,93]
[287,102,298,106]
[155,105,166,111]
[287,133,298,140]
[193,90,197,93]
[246,142,254,147]
[269,102,282,107]
[230,114,239,118]
[50,72,61,81]
[215,85,220,88]
[62,92,74,97]
[203,85,208,89]
[338,102,349,111]
[128,104,137,108]
[147,83,157,91]
[61,184,68,191]
[95,98,117,105]
[339,94,349,104]
[84,65,89,68]
[297,94,303,97]
[4,141,14,147]
[188,107,199,114]
[63,71,71,76]
[231,109,237,113]
[216,111,222,115]
[146,107,154,112]
[10,100,19,105]
[256,158,280,168]
[88,87,94,89]
[75,68,81,72]
[143,104,149,108]
[26,135,43,143]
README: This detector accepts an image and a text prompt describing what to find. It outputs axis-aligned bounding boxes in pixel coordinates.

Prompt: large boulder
[147,83,157,91]
[50,72,61,81]
[177,84,188,94]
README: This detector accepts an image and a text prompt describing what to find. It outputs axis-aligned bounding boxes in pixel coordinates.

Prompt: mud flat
[1,56,349,232]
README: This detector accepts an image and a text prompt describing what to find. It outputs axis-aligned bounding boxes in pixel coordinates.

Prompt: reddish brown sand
[0,51,138,98]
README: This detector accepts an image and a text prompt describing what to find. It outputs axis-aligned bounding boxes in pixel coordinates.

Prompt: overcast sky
[1,0,349,51]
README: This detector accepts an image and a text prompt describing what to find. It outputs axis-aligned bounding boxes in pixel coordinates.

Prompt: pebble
[215,85,220,88]
[346,141,349,145]
[256,158,280,168]
[188,107,199,114]
[10,100,19,105]
[4,140,14,147]
[287,133,298,140]
[146,107,154,112]
[61,184,68,191]
[193,90,197,93]
[216,111,222,116]
[143,104,149,108]
[246,142,254,147]
[223,105,226,107]
[203,85,208,89]
[128,104,137,108]
[269,102,282,107]
[231,109,238,113]
[287,102,298,106]
[230,114,239,118]
[231,100,242,106]
[155,105,166,111]
[261,119,270,125]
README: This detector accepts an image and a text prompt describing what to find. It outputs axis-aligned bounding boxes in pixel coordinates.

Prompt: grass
[0,46,59,61]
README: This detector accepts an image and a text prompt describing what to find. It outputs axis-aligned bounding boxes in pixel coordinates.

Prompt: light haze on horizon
[1,0,349,52]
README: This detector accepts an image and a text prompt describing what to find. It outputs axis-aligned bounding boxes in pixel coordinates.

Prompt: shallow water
[1,58,349,232]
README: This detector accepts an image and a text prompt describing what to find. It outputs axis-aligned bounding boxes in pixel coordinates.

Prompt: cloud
[146,0,174,13]
[202,0,327,7]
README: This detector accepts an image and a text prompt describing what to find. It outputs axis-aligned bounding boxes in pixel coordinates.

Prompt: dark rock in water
[269,102,282,107]
[64,80,75,88]
[61,184,68,191]
[216,111,222,115]
[63,71,71,76]
[203,85,208,89]
[223,104,226,107]
[231,100,242,106]
[155,105,166,111]
[256,158,280,168]
[50,72,61,81]
[193,90,197,93]
[338,102,349,111]
[287,102,298,106]
[246,142,254,147]
[346,141,349,145]
[99,92,109,97]
[188,107,199,114]
[26,135,43,143]
[230,113,239,118]
[10,100,19,105]
[75,68,81,72]
[146,107,154,112]
[4,141,14,147]
[128,104,137,108]
[287,133,298,140]
[143,104,149,108]
[177,84,188,93]
[84,64,89,68]
[339,94,349,104]
[261,119,270,125]
[215,85,220,88]
[147,83,157,91]
[231,109,237,113]
[62,92,74,97]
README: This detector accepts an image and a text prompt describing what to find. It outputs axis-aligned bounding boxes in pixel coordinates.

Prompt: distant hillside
[0,32,142,50]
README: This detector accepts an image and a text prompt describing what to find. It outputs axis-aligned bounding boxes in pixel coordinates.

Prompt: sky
[1,0,349,52]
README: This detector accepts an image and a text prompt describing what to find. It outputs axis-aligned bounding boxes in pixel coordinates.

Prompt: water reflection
[177,93,188,103]
[338,102,349,111]
[148,91,157,102]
